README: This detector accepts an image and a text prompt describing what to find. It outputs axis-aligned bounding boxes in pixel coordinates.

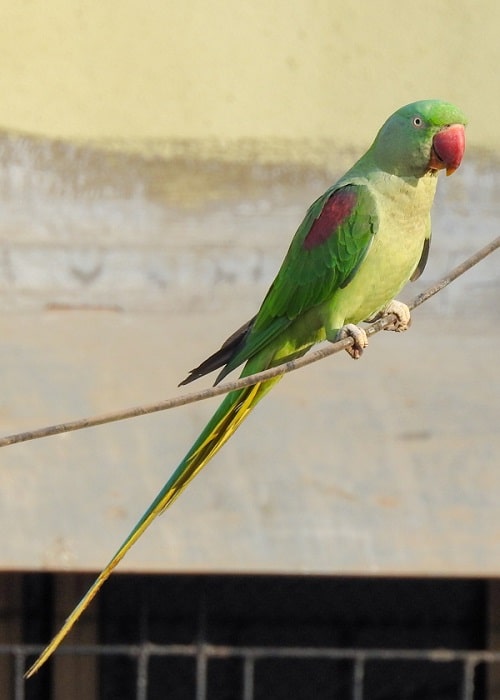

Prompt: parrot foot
[338,323,368,359]
[382,300,412,332]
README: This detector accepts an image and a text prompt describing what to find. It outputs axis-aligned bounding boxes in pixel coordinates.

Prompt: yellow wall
[0,0,497,152]
[1,0,500,583]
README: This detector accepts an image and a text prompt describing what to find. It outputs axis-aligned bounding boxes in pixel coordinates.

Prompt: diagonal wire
[0,235,498,450]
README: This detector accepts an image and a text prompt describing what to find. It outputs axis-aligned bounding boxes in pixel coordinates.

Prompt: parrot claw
[382,300,412,332]
[338,323,368,359]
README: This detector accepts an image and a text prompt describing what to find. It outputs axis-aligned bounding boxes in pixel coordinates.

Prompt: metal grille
[1,642,496,700]
[0,574,494,699]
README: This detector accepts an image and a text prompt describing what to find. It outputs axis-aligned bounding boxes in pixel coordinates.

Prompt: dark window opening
[0,573,492,699]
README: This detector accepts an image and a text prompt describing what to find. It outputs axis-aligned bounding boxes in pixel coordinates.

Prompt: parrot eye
[412,116,424,128]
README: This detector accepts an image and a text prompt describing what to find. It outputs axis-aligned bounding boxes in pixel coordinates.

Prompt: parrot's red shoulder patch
[303,188,357,251]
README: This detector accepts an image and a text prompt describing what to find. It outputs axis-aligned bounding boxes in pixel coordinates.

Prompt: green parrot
[27,99,466,676]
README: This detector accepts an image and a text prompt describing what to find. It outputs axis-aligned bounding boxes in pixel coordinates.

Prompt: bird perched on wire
[27,98,466,677]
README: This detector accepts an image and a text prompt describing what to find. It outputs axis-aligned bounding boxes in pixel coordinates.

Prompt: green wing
[218,183,378,378]
[410,233,431,281]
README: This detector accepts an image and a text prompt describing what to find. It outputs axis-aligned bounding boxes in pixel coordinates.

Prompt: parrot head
[370,99,467,178]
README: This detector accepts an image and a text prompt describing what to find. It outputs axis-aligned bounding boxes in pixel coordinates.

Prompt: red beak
[428,123,466,176]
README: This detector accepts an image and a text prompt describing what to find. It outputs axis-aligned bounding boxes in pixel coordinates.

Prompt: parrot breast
[330,173,437,326]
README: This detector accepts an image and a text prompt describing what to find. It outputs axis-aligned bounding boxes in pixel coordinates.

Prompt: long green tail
[25,373,280,677]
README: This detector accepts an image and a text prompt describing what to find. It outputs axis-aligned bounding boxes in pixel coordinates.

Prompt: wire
[0,235,498,450]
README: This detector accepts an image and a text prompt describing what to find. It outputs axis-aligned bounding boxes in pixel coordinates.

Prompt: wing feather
[410,234,431,281]
[216,183,378,380]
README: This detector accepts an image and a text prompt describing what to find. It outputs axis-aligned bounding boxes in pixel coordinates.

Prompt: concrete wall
[0,2,499,576]
[0,1,498,151]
